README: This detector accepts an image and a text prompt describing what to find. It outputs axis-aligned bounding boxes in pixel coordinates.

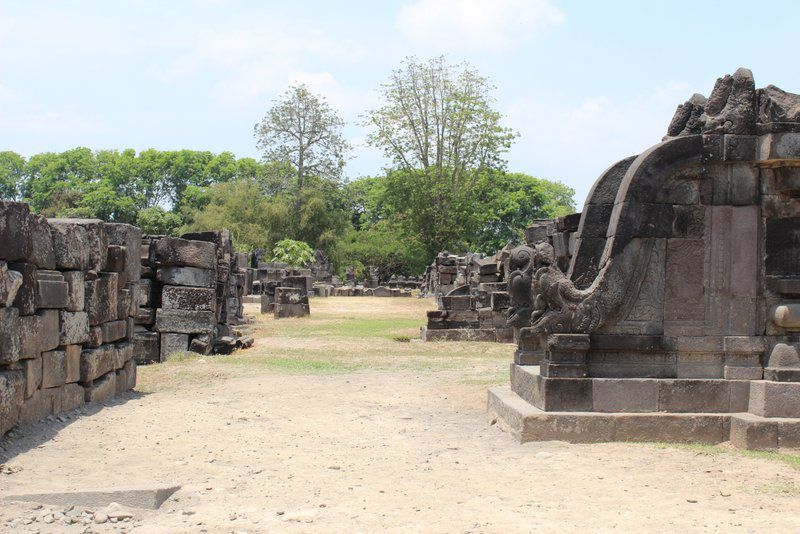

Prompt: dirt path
[1,298,799,532]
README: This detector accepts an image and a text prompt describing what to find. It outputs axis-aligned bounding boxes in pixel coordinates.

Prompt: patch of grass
[754,483,800,495]
[646,442,800,470]
[138,297,516,390]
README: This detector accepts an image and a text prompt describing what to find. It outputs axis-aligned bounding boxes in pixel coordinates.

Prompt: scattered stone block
[160,333,189,360]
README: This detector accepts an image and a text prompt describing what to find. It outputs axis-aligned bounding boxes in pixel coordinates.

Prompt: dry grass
[137,296,514,392]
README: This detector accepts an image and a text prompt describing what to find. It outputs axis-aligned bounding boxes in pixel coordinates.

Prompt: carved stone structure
[489,69,800,449]
[422,249,514,342]
[0,203,140,437]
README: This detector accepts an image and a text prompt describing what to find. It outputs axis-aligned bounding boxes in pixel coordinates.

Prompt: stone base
[488,387,729,445]
[420,326,514,343]
[510,364,751,413]
[491,373,800,450]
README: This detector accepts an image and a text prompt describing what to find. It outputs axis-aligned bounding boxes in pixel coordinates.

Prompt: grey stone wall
[0,202,140,438]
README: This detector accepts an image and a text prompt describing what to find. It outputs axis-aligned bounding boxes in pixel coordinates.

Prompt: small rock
[94,511,109,524]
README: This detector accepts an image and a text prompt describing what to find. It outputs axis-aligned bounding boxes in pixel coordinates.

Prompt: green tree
[136,206,183,236]
[471,171,575,253]
[188,178,292,252]
[271,238,314,268]
[254,84,349,210]
[365,56,517,256]
[0,151,25,200]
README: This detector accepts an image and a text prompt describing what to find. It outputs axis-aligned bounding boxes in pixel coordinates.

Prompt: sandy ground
[1,299,799,533]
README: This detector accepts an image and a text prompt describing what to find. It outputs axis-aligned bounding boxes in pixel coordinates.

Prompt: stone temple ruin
[421,250,515,342]
[133,232,252,362]
[245,262,312,319]
[489,69,800,449]
[0,201,260,437]
[0,205,140,437]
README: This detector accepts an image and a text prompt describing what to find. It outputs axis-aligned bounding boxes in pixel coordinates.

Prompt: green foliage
[365,56,524,257]
[189,179,290,252]
[335,220,428,279]
[272,238,314,268]
[0,151,25,200]
[136,206,183,236]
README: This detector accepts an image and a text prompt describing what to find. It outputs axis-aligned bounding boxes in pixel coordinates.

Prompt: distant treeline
[0,147,575,277]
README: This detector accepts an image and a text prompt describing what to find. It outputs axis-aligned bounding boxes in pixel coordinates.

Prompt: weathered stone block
[135,307,156,325]
[0,369,24,436]
[101,320,128,343]
[17,314,40,360]
[84,372,116,404]
[155,309,215,334]
[592,378,659,412]
[60,311,89,345]
[133,331,159,363]
[38,309,60,353]
[749,381,800,418]
[48,218,108,271]
[274,303,310,318]
[157,266,216,288]
[152,237,216,270]
[8,262,37,315]
[36,278,68,309]
[41,349,67,389]
[658,380,730,412]
[730,413,778,450]
[161,285,216,311]
[85,272,119,325]
[160,333,189,360]
[64,345,81,383]
[105,222,142,281]
[0,201,35,262]
[85,326,103,348]
[80,345,115,383]
[0,306,20,364]
[21,357,42,398]
[105,244,127,273]
[61,383,85,412]
[62,271,85,312]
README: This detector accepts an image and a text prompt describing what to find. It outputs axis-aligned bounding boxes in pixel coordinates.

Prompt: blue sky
[1,0,798,205]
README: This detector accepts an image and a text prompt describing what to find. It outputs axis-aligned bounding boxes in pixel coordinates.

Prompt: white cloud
[397,0,564,53]
[505,82,690,204]
[149,25,367,108]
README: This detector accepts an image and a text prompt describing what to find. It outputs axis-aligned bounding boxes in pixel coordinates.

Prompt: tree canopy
[0,57,577,278]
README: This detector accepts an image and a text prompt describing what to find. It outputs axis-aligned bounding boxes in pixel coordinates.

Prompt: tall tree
[0,151,25,200]
[253,84,349,209]
[365,56,517,256]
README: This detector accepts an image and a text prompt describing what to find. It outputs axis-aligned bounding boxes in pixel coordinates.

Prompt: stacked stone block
[421,251,513,342]
[133,231,250,363]
[0,202,140,438]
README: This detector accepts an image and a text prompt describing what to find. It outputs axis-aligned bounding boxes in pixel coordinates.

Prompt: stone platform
[489,365,800,450]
